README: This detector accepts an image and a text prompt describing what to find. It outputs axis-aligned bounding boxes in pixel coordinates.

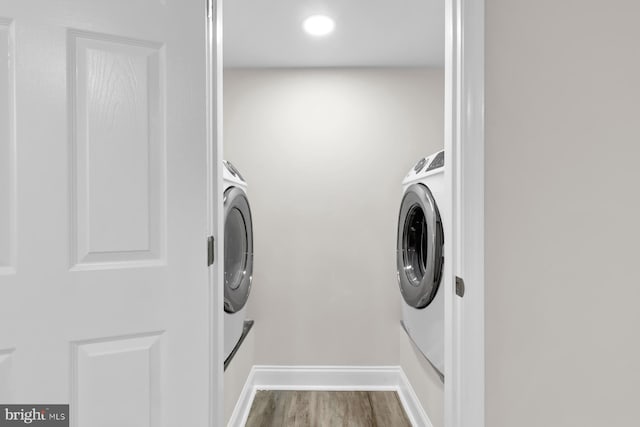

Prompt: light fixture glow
[303,15,335,37]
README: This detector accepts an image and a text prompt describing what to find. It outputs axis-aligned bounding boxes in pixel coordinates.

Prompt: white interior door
[0,1,214,425]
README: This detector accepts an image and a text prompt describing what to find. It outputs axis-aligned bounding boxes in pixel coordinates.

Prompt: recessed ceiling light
[303,15,335,37]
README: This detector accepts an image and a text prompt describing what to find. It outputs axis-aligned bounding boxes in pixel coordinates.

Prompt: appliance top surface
[223,160,248,189]
[402,149,444,185]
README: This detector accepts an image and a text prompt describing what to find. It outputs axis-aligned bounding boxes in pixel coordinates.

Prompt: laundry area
[0,0,458,418]
[5,0,636,426]
[220,0,447,425]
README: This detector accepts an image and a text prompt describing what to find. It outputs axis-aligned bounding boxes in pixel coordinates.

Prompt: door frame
[206,0,486,424]
[206,0,225,425]
[444,0,485,426]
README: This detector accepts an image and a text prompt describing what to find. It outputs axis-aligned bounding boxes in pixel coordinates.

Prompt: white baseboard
[227,365,433,427]
[227,366,257,427]
[397,367,433,427]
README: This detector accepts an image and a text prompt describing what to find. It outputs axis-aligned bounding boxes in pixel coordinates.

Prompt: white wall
[223,67,444,424]
[486,0,640,425]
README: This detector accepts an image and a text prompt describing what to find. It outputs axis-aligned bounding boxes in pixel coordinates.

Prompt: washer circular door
[224,186,253,313]
[397,183,444,309]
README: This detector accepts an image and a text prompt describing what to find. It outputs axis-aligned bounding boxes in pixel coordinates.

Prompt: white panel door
[0,1,214,426]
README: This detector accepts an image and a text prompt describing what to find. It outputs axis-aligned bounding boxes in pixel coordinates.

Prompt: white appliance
[223,160,254,362]
[397,150,446,379]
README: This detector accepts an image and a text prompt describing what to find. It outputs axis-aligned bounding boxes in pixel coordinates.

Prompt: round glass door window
[403,205,428,286]
[223,187,253,313]
[225,208,248,290]
[397,184,444,309]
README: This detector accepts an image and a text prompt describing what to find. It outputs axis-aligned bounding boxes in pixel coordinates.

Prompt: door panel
[0,18,15,274]
[0,349,13,401]
[0,1,212,425]
[69,31,166,269]
[72,333,163,426]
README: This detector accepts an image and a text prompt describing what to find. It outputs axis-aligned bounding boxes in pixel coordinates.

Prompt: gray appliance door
[224,186,254,313]
[397,183,444,309]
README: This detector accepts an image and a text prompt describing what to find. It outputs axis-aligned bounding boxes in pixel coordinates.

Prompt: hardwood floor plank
[245,390,289,427]
[282,391,312,425]
[312,391,374,427]
[245,390,411,427]
[367,391,412,427]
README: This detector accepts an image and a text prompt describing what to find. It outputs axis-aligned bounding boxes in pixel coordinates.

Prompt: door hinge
[207,236,215,266]
[455,276,465,297]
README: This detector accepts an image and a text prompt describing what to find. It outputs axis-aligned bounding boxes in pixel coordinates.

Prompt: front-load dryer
[223,160,254,362]
[397,149,446,379]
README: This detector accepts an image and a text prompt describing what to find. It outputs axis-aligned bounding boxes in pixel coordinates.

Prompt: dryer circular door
[224,186,253,313]
[397,183,444,309]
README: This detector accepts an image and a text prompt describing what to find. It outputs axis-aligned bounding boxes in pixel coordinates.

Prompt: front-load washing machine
[397,149,446,379]
[223,160,254,363]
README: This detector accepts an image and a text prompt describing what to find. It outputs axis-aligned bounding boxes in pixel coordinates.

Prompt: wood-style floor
[245,390,411,427]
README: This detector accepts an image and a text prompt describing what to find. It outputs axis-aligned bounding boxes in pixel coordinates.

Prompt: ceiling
[223,0,445,68]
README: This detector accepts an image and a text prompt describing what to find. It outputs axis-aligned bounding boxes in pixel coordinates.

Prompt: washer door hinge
[207,236,215,266]
[455,276,465,298]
